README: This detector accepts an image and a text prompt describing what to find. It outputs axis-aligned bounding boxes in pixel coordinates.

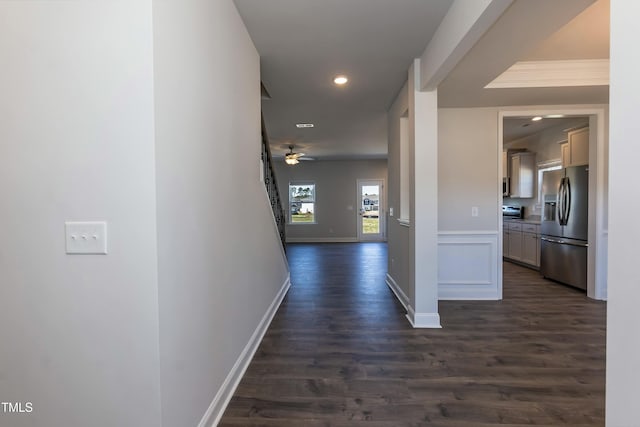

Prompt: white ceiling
[233,0,609,161]
[234,0,454,160]
[438,0,608,107]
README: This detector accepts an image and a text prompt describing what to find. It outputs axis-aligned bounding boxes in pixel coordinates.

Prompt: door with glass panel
[357,179,385,241]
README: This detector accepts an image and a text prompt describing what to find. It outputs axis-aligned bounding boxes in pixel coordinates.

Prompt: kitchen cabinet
[561,127,589,167]
[509,152,535,198]
[504,221,540,268]
[521,223,540,267]
[503,229,509,257]
[507,222,523,261]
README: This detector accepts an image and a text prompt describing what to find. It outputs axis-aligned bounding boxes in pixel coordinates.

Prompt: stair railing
[261,115,286,252]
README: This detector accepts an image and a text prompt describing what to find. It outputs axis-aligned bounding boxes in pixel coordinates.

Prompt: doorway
[499,108,608,301]
[357,179,385,241]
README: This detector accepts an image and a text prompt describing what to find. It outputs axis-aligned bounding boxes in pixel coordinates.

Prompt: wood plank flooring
[220,243,606,426]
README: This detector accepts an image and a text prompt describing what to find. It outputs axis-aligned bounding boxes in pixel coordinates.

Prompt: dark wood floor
[220,243,606,426]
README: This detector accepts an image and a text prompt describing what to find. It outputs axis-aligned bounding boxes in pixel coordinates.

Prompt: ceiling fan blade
[299,157,315,161]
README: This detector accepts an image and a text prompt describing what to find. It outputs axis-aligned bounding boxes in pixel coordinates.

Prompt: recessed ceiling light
[531,116,543,121]
[333,75,348,85]
[296,123,314,128]
[545,114,565,118]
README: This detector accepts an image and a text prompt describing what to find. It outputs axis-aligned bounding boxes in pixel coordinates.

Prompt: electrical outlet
[471,207,479,217]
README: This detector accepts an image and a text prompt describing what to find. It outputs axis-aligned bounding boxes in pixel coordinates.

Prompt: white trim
[419,0,514,91]
[286,237,358,243]
[397,218,410,227]
[406,305,442,328]
[198,275,291,427]
[385,273,409,311]
[486,59,610,89]
[438,230,498,236]
[537,158,562,168]
[288,181,316,225]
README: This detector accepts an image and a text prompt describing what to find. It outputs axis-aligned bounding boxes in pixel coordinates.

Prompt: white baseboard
[385,273,409,311]
[198,274,291,427]
[286,237,358,243]
[406,305,442,328]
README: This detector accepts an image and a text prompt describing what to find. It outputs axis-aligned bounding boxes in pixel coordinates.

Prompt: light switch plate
[65,221,108,254]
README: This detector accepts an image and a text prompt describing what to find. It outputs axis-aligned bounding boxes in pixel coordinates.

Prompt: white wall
[606,0,640,424]
[153,1,290,426]
[274,160,387,241]
[0,2,161,426]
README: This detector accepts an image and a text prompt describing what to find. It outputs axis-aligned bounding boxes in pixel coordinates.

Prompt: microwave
[503,177,510,197]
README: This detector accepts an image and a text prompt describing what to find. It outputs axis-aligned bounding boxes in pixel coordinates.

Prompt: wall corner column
[408,58,441,328]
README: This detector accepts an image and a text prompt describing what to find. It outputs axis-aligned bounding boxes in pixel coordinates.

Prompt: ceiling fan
[285,145,314,165]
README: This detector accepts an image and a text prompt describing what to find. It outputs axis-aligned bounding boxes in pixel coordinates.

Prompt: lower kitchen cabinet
[504,221,540,268]
[508,226,523,261]
[521,232,540,266]
[503,229,509,257]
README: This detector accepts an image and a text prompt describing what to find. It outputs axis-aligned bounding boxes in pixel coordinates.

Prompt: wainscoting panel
[438,231,500,300]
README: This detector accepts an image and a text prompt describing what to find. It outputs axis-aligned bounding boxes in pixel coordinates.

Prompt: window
[399,114,410,222]
[535,160,562,212]
[289,182,316,224]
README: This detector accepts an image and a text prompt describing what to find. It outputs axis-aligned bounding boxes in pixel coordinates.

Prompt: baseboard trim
[286,237,358,243]
[385,273,409,311]
[198,274,291,427]
[406,305,442,329]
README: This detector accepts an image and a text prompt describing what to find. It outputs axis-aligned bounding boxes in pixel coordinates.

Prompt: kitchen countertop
[504,218,541,225]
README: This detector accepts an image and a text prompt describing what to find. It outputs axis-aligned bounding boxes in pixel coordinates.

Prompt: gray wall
[387,83,412,301]
[153,1,289,426]
[438,108,501,232]
[274,160,387,241]
[0,1,290,426]
[0,2,162,426]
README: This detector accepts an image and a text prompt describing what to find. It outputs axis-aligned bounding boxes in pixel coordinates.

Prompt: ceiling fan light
[285,157,299,165]
[333,75,348,85]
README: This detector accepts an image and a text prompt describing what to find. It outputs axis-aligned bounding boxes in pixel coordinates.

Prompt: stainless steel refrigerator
[540,165,588,290]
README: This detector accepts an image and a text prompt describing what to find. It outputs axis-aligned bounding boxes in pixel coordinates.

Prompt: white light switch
[389,207,394,217]
[65,222,108,254]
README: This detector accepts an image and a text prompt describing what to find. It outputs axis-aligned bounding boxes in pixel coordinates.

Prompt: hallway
[220,243,606,426]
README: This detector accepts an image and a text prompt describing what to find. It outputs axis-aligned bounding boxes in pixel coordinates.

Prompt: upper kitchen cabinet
[561,127,589,167]
[509,152,535,198]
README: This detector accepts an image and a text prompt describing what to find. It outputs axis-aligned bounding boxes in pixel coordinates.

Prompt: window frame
[288,181,317,225]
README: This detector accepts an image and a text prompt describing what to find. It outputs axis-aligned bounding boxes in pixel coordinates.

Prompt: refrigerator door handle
[564,177,571,224]
[557,178,566,225]
[556,178,563,225]
[541,236,589,247]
